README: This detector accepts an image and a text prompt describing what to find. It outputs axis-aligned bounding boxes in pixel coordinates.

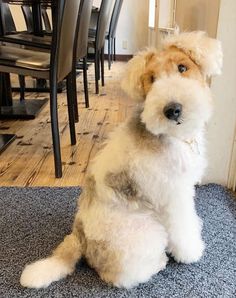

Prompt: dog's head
[122,31,223,139]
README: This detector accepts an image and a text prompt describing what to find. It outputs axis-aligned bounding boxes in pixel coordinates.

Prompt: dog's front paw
[20,257,71,288]
[169,238,205,264]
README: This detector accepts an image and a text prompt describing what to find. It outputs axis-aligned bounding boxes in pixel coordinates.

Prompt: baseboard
[104,54,133,62]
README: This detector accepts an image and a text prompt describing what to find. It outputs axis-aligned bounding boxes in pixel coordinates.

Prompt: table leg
[0,134,16,154]
[0,73,13,106]
[0,72,48,120]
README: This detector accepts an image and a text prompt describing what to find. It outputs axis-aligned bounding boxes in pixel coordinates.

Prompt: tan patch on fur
[79,175,96,209]
[85,239,122,284]
[72,216,86,251]
[104,166,154,211]
[72,215,122,284]
[162,31,223,76]
[72,216,122,284]
[52,233,82,268]
[85,175,96,197]
[121,48,158,101]
[128,109,164,151]
[141,47,205,96]
[105,170,138,201]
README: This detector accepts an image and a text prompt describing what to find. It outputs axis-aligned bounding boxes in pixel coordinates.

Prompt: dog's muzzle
[163,102,182,122]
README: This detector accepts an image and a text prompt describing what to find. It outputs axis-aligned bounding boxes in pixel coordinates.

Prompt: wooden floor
[0,62,135,187]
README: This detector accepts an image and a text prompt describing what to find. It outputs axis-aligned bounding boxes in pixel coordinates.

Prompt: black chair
[0,0,81,178]
[2,1,92,113]
[21,5,33,32]
[88,0,114,94]
[21,5,52,33]
[106,0,123,70]
[41,6,52,32]
[1,5,51,50]
[72,0,93,120]
[0,2,28,100]
[1,4,51,100]
[0,2,16,34]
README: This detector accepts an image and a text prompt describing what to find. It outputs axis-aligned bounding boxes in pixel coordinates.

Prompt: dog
[20,31,222,289]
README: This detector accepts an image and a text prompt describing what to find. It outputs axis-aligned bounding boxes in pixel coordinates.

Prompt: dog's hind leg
[20,233,82,289]
[85,216,168,289]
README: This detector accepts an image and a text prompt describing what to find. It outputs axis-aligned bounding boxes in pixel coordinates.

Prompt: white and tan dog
[20,31,222,289]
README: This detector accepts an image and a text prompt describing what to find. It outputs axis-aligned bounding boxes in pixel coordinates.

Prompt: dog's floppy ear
[163,31,223,77]
[121,49,157,101]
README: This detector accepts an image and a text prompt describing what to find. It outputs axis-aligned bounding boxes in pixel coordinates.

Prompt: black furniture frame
[0,0,81,177]
[5,0,92,114]
[21,4,51,33]
[0,0,49,119]
[72,0,93,120]
[0,133,16,154]
[2,1,64,95]
[106,0,123,70]
[0,2,27,101]
[88,0,114,94]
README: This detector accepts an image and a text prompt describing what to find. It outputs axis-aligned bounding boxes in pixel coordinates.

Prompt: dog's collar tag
[184,139,200,155]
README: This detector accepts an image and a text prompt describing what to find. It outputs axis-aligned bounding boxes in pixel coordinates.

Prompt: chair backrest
[108,0,123,39]
[75,0,93,60]
[96,0,114,50]
[0,2,16,34]
[41,7,51,32]
[22,5,51,33]
[53,0,81,82]
[21,5,33,33]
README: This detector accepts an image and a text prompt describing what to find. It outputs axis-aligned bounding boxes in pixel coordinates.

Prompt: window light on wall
[149,0,156,28]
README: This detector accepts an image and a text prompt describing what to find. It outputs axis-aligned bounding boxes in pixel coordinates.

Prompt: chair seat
[0,33,52,49]
[0,45,50,70]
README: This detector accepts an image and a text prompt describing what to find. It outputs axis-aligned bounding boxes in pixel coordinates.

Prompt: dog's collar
[183,138,200,155]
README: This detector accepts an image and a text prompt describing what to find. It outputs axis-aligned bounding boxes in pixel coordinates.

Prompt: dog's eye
[178,64,188,73]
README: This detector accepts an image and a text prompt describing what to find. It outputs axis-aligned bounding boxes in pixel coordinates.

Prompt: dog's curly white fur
[20,31,222,289]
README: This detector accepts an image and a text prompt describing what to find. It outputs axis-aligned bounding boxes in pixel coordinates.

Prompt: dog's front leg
[163,186,204,264]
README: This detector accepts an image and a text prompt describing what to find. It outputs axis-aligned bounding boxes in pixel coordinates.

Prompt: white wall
[204,0,236,185]
[93,0,102,8]
[84,0,149,55]
[110,0,149,55]
[159,0,174,28]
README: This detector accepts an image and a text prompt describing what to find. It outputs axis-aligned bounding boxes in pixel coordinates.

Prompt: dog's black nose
[163,103,182,121]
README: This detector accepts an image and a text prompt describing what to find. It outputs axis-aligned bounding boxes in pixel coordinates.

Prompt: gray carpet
[0,185,235,298]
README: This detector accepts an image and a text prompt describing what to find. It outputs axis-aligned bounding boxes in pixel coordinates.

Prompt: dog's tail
[20,231,83,288]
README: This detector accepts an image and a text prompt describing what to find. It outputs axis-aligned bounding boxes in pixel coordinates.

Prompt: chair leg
[114,37,116,61]
[111,38,114,64]
[66,72,76,145]
[71,67,79,123]
[36,78,47,88]
[108,37,111,70]
[19,75,25,101]
[101,47,105,87]
[97,50,101,81]
[95,50,99,94]
[83,57,89,108]
[49,81,62,178]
